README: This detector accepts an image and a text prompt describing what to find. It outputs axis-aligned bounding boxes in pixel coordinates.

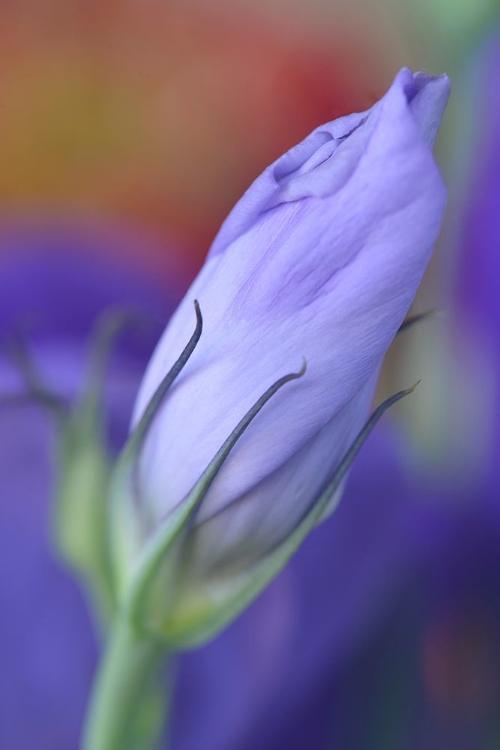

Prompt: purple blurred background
[1,1,500,748]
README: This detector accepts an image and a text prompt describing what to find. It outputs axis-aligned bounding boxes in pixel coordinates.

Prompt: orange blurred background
[0,0,404,278]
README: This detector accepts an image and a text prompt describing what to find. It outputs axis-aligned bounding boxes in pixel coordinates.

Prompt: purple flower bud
[133,68,450,575]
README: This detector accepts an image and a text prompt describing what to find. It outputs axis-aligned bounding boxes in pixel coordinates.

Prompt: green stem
[82,614,167,750]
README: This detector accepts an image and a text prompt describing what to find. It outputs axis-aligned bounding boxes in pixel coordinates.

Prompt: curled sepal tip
[110,301,203,598]
[128,300,203,460]
[204,356,307,486]
[397,310,437,335]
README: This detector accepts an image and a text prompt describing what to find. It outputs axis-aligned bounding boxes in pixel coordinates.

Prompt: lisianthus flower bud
[125,68,449,642]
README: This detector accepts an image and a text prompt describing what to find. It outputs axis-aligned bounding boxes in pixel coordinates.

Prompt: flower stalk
[81,613,168,750]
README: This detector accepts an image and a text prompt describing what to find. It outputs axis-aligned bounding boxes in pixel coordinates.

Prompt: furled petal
[134,69,449,561]
[0,237,433,750]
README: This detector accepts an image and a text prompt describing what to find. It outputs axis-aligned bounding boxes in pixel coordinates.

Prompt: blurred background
[1,1,500,748]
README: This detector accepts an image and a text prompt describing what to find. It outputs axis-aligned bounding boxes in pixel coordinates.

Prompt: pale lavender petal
[134,69,449,561]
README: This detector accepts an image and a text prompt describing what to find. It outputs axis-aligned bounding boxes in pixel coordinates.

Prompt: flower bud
[115,68,450,645]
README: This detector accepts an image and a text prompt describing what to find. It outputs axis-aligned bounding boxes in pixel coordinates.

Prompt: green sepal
[54,403,114,622]
[2,332,115,620]
[54,310,142,624]
[110,302,203,600]
[154,383,419,649]
[119,359,307,634]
